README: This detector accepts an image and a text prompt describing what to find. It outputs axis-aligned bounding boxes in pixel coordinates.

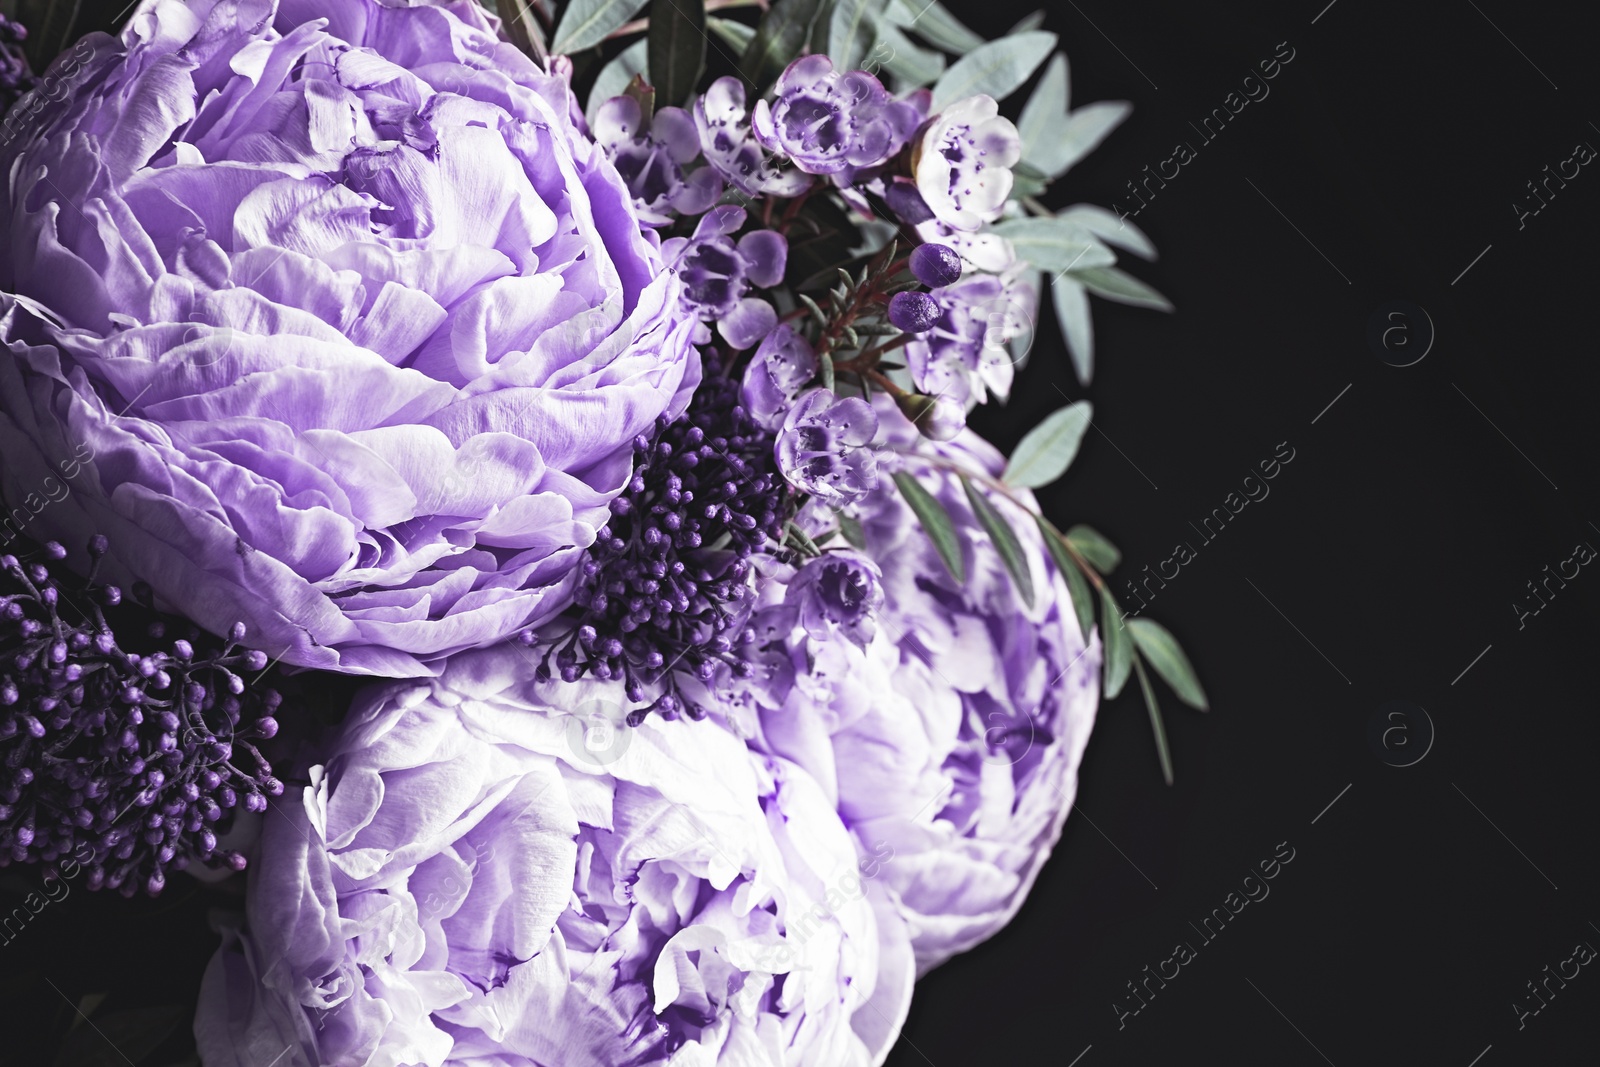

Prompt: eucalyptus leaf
[829,0,878,71]
[883,0,984,54]
[1009,9,1047,33]
[1003,400,1092,488]
[930,31,1056,111]
[1038,515,1094,640]
[1100,588,1132,699]
[837,511,866,549]
[649,0,706,108]
[707,16,756,51]
[498,0,551,65]
[875,19,946,88]
[585,39,648,128]
[1128,618,1208,710]
[893,472,964,582]
[1052,100,1133,177]
[1017,54,1070,176]
[1071,265,1174,311]
[1065,524,1120,572]
[552,0,650,53]
[1058,203,1157,260]
[1051,274,1094,385]
[990,217,1115,274]
[741,0,825,89]
[961,475,1034,608]
[1133,657,1175,784]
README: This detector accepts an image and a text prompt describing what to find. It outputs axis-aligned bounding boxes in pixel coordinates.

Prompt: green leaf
[1058,203,1157,260]
[1100,588,1132,699]
[1128,618,1208,710]
[1010,9,1047,33]
[1070,265,1173,311]
[1003,400,1092,488]
[1065,524,1120,572]
[990,217,1115,274]
[1038,515,1094,639]
[585,39,649,128]
[837,510,866,549]
[498,0,551,65]
[930,31,1056,111]
[553,0,650,53]
[1051,100,1132,178]
[1051,274,1094,385]
[1017,54,1070,176]
[1132,656,1175,784]
[960,475,1034,608]
[874,20,946,88]
[883,0,984,54]
[828,0,878,71]
[741,0,825,89]
[893,472,964,582]
[649,0,706,108]
[707,15,756,51]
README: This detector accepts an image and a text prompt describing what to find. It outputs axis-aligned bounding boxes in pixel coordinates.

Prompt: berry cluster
[536,358,790,723]
[0,535,282,896]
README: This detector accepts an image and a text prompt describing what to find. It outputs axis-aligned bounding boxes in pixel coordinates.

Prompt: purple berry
[910,243,963,288]
[888,290,940,333]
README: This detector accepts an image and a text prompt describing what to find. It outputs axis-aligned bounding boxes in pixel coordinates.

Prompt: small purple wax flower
[785,551,882,646]
[910,243,964,288]
[777,389,880,505]
[888,291,940,333]
[661,205,787,348]
[0,13,36,114]
[694,76,813,197]
[915,95,1023,230]
[592,96,722,225]
[741,324,819,431]
[752,55,924,176]
[904,272,1035,410]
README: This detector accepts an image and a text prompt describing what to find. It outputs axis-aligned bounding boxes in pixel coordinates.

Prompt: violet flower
[694,76,814,197]
[903,271,1037,415]
[752,56,923,177]
[0,0,699,677]
[592,96,723,226]
[661,205,788,349]
[914,95,1023,231]
[784,551,882,647]
[718,399,1102,973]
[193,648,911,1067]
[740,323,819,432]
[776,389,880,506]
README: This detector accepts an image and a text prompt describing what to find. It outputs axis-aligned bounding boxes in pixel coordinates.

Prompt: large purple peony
[0,0,698,677]
[715,400,1101,972]
[194,645,913,1066]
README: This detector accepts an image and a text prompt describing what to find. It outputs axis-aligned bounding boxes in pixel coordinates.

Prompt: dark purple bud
[910,243,963,288]
[888,291,940,333]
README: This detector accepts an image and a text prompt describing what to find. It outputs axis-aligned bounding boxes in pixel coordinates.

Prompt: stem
[1023,196,1052,217]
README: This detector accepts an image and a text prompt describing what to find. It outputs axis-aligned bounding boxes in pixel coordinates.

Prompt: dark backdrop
[1,2,1597,1066]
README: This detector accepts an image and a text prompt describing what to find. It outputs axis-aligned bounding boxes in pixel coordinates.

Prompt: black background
[2,2,1598,1065]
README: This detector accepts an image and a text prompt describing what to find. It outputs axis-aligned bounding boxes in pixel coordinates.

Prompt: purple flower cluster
[539,358,788,724]
[0,13,36,113]
[753,56,923,177]
[592,96,722,225]
[0,534,281,896]
[662,205,788,348]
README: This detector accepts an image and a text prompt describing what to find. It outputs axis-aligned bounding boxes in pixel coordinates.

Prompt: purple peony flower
[752,56,923,177]
[694,76,813,198]
[661,205,787,349]
[777,389,880,506]
[0,0,699,677]
[914,95,1022,231]
[193,646,911,1066]
[592,95,723,226]
[718,400,1101,973]
[903,271,1036,415]
[740,323,819,432]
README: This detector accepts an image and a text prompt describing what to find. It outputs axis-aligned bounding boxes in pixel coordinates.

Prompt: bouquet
[0,0,1206,1062]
